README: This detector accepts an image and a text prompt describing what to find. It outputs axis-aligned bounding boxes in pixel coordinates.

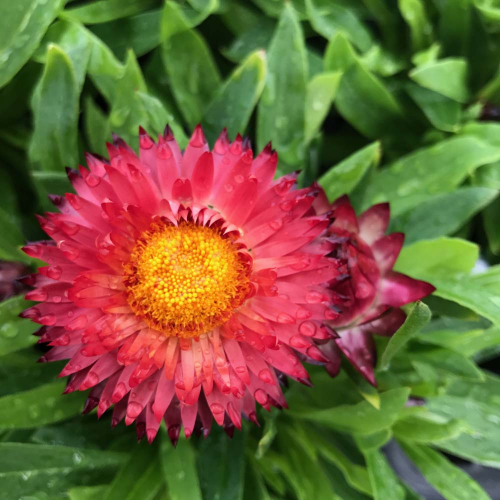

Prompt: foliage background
[2,0,500,498]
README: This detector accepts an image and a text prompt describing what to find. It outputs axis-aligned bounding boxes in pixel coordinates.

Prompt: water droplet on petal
[299,321,317,337]
[277,312,295,324]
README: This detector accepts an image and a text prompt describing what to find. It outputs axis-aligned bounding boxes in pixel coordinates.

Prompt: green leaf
[257,3,308,166]
[410,58,469,103]
[393,413,465,443]
[161,1,221,128]
[380,302,431,370]
[0,208,30,263]
[31,171,73,212]
[34,20,92,91]
[305,0,373,51]
[62,0,160,24]
[324,34,409,144]
[399,442,491,500]
[0,296,38,357]
[203,50,267,145]
[103,441,162,500]
[255,415,277,460]
[30,44,79,172]
[161,435,202,500]
[406,83,461,133]
[472,162,500,254]
[362,136,500,213]
[69,486,109,500]
[363,449,405,500]
[355,430,392,452]
[0,0,63,89]
[136,92,188,148]
[304,72,342,144]
[90,9,162,59]
[0,443,125,500]
[0,380,85,430]
[395,238,479,277]
[84,97,111,156]
[291,388,410,435]
[398,0,433,51]
[198,429,245,500]
[108,50,147,148]
[319,142,381,203]
[390,187,498,244]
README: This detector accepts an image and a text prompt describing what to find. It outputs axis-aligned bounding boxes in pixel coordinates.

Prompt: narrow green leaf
[410,58,469,103]
[31,171,73,212]
[0,296,38,357]
[62,0,160,24]
[222,20,275,63]
[257,3,308,167]
[255,415,277,460]
[362,136,500,213]
[398,0,433,52]
[355,430,392,452]
[391,187,498,244]
[161,435,202,500]
[34,20,92,91]
[393,413,465,443]
[406,84,461,133]
[0,443,125,500]
[69,486,109,500]
[30,44,79,172]
[324,34,409,143]
[363,449,405,500]
[137,92,188,148]
[305,0,373,51]
[399,442,491,500]
[319,142,380,202]
[291,388,410,435]
[108,50,147,148]
[90,9,162,59]
[0,380,85,430]
[380,302,431,370]
[0,0,63,88]
[198,429,245,500]
[0,208,30,263]
[203,50,267,144]
[304,72,342,144]
[395,238,479,277]
[104,441,162,500]
[161,2,221,128]
[84,97,111,156]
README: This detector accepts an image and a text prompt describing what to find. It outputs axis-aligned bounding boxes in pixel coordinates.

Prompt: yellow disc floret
[123,220,250,338]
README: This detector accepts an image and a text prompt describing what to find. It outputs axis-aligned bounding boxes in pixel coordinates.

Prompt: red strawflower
[312,193,435,385]
[21,126,341,444]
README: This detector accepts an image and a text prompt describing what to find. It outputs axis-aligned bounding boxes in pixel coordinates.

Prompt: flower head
[21,126,341,444]
[312,194,435,385]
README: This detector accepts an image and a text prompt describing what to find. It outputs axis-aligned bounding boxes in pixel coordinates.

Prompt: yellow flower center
[123,220,250,338]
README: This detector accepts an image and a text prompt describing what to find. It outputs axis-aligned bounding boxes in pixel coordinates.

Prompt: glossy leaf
[161,435,202,500]
[395,238,479,277]
[393,413,465,443]
[161,2,221,128]
[306,0,373,51]
[391,187,498,244]
[304,72,342,144]
[203,50,267,144]
[103,441,162,500]
[257,3,307,166]
[380,302,431,370]
[0,380,85,430]
[30,45,79,172]
[0,296,38,357]
[399,442,490,500]
[62,0,160,24]
[363,449,405,500]
[362,136,500,213]
[319,142,380,202]
[0,0,63,89]
[291,388,410,435]
[0,443,124,500]
[410,58,469,103]
[398,0,433,51]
